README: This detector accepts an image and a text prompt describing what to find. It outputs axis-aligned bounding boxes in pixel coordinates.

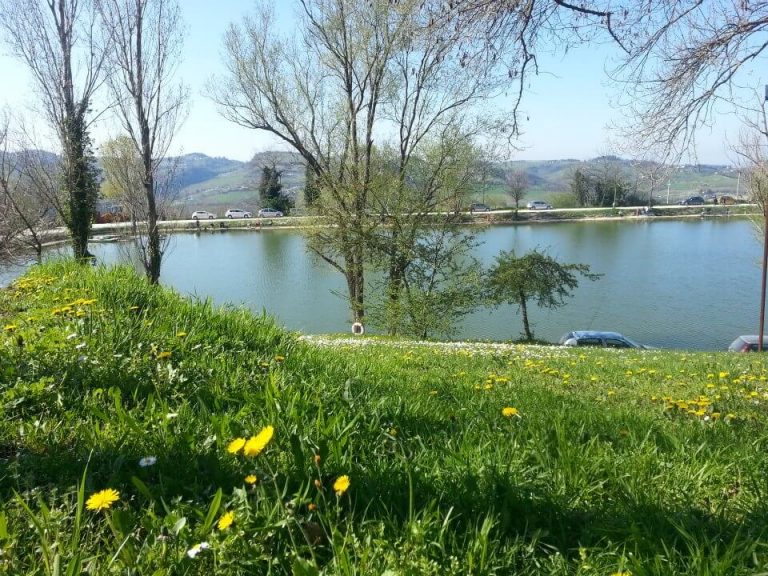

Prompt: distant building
[95,200,126,223]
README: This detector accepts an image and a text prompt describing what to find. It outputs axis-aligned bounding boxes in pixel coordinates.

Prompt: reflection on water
[3,220,766,350]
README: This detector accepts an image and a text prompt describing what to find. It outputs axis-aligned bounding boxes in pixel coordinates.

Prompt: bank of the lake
[4,212,764,350]
[83,202,761,235]
[1,262,767,575]
[78,217,767,351]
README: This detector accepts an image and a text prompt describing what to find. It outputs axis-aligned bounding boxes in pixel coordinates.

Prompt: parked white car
[191,210,216,220]
[257,208,283,218]
[225,209,252,219]
[526,200,552,210]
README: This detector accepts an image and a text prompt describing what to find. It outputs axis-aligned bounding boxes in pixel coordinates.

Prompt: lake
[3,218,765,350]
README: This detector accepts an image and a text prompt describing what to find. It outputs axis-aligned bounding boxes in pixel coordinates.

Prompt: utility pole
[760,86,768,351]
[648,176,654,210]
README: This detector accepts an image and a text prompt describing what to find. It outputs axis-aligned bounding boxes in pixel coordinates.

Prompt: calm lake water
[3,218,766,350]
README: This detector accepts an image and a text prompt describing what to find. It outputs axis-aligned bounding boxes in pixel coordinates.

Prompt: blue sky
[0,1,742,164]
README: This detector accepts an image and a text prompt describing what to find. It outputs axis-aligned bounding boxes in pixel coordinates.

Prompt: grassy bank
[1,262,767,574]
[71,203,760,241]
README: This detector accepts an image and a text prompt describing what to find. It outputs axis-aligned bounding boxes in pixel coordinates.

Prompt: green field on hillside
[1,262,767,574]
[174,153,741,210]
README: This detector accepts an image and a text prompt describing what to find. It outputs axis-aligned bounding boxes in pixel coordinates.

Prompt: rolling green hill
[169,152,742,211]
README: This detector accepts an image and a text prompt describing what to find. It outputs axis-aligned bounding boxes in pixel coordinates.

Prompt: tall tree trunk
[519,289,532,341]
[145,175,161,283]
[346,263,364,323]
[65,115,95,260]
[387,226,404,336]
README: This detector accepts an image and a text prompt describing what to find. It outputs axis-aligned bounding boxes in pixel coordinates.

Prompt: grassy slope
[1,262,767,574]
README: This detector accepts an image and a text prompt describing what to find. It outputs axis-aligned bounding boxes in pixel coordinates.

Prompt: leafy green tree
[570,169,591,207]
[211,0,509,324]
[487,249,601,341]
[368,228,483,339]
[570,165,634,207]
[258,165,292,214]
[304,163,320,208]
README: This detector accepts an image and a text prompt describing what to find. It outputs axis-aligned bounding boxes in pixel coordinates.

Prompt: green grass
[1,262,768,574]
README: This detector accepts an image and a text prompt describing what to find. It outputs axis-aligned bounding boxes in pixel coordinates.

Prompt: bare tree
[210,0,509,326]
[732,100,768,350]
[731,90,768,233]
[420,1,631,138]
[610,2,768,158]
[96,0,187,283]
[0,112,59,262]
[0,116,29,261]
[100,135,144,233]
[505,170,528,213]
[0,0,108,259]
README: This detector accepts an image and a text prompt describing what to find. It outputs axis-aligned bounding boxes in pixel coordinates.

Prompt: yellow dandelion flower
[243,425,274,457]
[86,488,120,511]
[218,510,235,531]
[244,474,258,485]
[333,475,350,496]
[3,324,18,331]
[274,355,285,362]
[227,437,246,454]
[607,390,616,396]
[308,503,317,511]
[156,351,172,360]
[502,407,520,418]
[176,331,187,338]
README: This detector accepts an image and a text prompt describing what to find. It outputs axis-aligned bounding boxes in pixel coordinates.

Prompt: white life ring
[351,322,365,335]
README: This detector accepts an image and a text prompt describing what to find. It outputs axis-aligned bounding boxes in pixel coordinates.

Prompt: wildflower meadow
[1,261,767,574]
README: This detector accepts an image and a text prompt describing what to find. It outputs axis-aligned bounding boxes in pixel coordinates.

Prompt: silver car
[559,330,648,349]
[191,210,216,220]
[527,200,552,210]
[728,335,768,352]
[258,208,284,217]
[225,209,252,219]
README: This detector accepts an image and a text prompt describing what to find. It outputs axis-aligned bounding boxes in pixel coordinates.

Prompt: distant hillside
[21,149,743,210]
[171,153,244,190]
[174,151,305,210]
[175,153,743,210]
[495,158,739,196]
